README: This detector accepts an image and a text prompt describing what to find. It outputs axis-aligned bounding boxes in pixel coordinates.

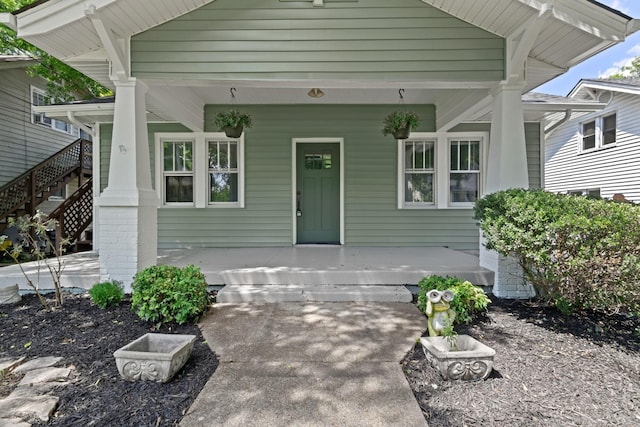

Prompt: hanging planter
[381,110,421,140]
[214,109,252,138]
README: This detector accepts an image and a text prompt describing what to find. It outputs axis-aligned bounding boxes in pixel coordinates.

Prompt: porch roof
[2,0,638,131]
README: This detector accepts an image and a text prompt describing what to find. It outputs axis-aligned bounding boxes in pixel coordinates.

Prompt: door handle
[296,191,302,217]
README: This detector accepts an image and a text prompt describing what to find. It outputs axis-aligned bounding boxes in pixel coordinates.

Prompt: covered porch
[0,246,493,302]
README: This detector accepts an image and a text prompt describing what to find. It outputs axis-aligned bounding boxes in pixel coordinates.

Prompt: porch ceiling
[4,0,638,131]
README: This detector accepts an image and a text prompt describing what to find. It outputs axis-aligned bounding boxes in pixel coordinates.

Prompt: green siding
[131,0,505,82]
[155,104,480,250]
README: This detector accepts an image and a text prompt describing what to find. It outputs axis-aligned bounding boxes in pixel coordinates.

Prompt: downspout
[544,109,572,136]
[67,111,95,138]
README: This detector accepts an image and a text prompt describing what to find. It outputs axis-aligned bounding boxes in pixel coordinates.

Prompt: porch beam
[507,4,552,82]
[84,4,129,82]
[147,86,205,132]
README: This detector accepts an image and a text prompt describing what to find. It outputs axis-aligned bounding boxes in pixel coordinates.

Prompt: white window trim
[397,132,487,209]
[579,111,617,153]
[155,132,245,208]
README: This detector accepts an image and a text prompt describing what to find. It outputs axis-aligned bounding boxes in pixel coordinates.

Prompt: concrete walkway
[180,302,428,427]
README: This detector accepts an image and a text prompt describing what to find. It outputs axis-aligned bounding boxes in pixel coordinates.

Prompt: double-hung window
[163,140,194,204]
[449,139,481,204]
[581,113,616,152]
[208,140,239,204]
[402,140,435,206]
[398,132,485,209]
[157,133,244,208]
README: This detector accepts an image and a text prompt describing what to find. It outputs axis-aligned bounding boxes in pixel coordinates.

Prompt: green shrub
[474,189,640,314]
[417,275,491,324]
[131,264,209,325]
[89,281,124,309]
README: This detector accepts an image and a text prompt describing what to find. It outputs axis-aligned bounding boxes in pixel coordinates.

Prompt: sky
[536,0,640,95]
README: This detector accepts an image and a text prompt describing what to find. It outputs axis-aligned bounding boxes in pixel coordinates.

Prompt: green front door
[296,143,340,244]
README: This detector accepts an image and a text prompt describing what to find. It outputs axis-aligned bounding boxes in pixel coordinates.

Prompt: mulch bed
[0,293,218,427]
[402,298,640,426]
[2,293,640,426]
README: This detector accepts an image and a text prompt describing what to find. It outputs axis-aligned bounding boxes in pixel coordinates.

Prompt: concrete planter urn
[420,335,495,381]
[114,333,196,383]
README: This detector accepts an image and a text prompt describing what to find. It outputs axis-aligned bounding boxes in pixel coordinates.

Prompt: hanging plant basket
[382,111,421,140]
[214,109,252,138]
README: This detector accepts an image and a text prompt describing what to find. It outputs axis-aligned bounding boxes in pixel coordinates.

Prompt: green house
[4,0,637,295]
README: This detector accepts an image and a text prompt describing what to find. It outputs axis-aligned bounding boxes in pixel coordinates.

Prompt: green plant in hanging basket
[381,111,421,139]
[214,109,252,138]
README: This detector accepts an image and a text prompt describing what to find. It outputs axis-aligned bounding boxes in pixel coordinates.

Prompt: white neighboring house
[545,78,640,203]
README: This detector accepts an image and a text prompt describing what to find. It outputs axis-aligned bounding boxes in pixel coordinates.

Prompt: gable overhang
[569,79,640,98]
[5,0,638,132]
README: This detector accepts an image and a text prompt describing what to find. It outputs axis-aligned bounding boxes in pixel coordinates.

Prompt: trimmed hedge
[474,189,640,314]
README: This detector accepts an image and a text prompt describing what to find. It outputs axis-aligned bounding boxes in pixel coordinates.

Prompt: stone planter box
[420,335,495,381]
[114,333,196,383]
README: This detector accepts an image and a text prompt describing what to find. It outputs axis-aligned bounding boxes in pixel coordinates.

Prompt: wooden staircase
[0,139,93,251]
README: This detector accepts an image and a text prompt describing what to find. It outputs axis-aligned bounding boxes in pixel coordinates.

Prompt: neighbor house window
[402,140,435,206]
[581,113,616,151]
[31,86,80,137]
[163,140,194,204]
[156,133,244,208]
[449,139,481,204]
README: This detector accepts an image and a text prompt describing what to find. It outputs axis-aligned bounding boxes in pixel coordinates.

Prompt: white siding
[545,92,640,202]
[0,68,77,186]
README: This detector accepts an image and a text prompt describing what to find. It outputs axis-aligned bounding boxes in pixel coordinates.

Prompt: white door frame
[292,138,345,245]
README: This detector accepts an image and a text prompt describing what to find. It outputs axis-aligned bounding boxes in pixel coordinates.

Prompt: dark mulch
[2,293,640,426]
[402,298,640,426]
[0,293,218,427]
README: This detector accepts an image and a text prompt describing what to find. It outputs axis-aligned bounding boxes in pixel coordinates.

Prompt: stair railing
[0,139,92,223]
[49,177,93,246]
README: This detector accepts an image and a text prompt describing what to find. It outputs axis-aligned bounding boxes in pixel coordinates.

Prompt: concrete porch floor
[0,246,493,294]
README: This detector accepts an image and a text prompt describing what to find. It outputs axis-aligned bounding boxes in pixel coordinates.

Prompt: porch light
[307,88,324,98]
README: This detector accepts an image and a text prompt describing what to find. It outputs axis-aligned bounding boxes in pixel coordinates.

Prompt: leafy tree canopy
[1,0,112,102]
[608,56,640,79]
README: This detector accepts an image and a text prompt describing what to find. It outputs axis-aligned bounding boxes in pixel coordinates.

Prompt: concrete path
[181,302,428,427]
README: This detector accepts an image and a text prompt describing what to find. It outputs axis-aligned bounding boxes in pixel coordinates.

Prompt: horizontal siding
[0,68,76,186]
[545,93,640,202]
[152,104,489,250]
[131,0,505,82]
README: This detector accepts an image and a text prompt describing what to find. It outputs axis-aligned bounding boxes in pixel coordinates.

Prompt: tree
[609,56,640,79]
[0,0,112,102]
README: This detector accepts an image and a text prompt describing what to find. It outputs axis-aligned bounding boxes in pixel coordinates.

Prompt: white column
[97,78,158,291]
[480,82,535,298]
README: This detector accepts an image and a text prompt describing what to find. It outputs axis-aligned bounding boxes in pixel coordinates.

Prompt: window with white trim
[163,140,194,204]
[208,139,239,203]
[156,133,244,208]
[580,113,616,151]
[31,86,81,137]
[449,139,481,204]
[402,140,435,205]
[398,132,485,209]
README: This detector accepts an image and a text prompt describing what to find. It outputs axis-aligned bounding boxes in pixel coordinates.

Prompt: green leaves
[131,265,209,325]
[89,281,124,309]
[417,276,491,325]
[475,189,640,314]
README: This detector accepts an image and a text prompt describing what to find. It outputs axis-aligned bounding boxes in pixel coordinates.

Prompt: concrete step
[216,284,413,303]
